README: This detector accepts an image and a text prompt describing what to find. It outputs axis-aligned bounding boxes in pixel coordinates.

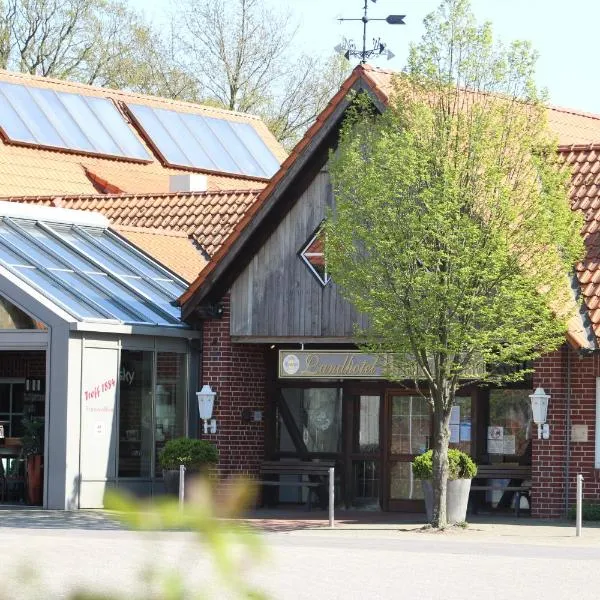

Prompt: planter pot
[421,478,472,524]
[162,468,202,498]
[26,454,43,505]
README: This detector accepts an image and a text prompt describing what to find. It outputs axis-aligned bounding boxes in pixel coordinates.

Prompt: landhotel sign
[278,350,485,380]
[280,351,390,379]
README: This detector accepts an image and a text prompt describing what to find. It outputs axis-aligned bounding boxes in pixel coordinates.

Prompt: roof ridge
[0,189,262,202]
[547,103,600,121]
[0,68,264,123]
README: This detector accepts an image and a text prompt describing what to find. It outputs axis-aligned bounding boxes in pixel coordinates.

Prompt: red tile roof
[0,69,285,196]
[6,189,260,257]
[562,145,600,340]
[181,64,600,348]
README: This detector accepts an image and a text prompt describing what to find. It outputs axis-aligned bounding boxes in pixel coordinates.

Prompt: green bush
[568,502,600,521]
[412,449,477,480]
[158,437,218,471]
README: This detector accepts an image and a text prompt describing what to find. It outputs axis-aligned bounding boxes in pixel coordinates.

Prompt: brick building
[181,65,600,517]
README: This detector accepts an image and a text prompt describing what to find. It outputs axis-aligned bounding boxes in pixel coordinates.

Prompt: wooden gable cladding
[229,169,369,338]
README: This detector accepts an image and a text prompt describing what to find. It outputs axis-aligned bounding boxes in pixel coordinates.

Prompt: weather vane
[335,0,405,64]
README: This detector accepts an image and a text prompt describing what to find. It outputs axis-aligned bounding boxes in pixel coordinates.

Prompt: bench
[470,465,532,517]
[259,460,336,511]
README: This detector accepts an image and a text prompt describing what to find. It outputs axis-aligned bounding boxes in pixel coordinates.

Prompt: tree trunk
[430,390,453,528]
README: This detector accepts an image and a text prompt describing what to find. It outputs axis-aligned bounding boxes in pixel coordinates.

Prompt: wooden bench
[471,465,532,517]
[259,460,336,511]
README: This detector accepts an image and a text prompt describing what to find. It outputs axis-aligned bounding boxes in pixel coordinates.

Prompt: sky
[131,0,599,114]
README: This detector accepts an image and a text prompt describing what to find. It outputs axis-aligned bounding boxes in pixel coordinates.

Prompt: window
[118,350,187,478]
[278,388,342,453]
[488,389,532,462]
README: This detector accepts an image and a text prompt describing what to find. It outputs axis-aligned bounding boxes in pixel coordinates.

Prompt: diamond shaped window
[299,228,330,286]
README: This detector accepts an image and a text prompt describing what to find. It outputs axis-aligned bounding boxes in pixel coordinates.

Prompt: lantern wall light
[529,387,550,440]
[196,384,217,435]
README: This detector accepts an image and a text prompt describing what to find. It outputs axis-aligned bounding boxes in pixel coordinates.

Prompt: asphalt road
[1,518,599,599]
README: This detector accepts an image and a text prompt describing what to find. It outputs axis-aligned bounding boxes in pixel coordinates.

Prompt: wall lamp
[197,384,217,435]
[530,387,550,440]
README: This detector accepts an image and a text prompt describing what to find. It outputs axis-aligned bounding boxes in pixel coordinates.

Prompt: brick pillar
[201,294,267,480]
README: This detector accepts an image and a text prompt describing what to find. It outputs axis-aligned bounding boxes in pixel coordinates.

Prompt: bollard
[576,473,583,537]
[328,467,334,528]
[179,464,186,510]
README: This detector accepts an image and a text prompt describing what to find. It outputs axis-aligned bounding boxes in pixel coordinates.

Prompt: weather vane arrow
[335,0,406,64]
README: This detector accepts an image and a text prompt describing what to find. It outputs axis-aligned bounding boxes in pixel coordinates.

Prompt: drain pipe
[564,345,572,518]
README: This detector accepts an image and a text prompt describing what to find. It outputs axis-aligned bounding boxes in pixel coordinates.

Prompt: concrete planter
[421,478,472,523]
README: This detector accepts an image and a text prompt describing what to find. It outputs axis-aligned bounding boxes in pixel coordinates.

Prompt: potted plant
[158,437,218,496]
[21,416,44,505]
[412,448,477,524]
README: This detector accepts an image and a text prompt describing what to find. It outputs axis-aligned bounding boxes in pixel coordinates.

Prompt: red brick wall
[201,294,267,479]
[533,346,600,518]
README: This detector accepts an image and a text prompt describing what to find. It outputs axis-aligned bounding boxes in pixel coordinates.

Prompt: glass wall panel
[390,461,424,500]
[154,352,186,477]
[353,460,380,503]
[118,350,153,477]
[356,395,380,453]
[390,396,431,455]
[488,389,532,461]
[279,388,342,453]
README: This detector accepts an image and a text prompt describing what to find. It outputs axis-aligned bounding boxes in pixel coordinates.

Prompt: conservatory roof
[0,201,188,328]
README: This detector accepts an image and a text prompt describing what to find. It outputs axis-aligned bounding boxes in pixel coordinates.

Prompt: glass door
[386,394,432,511]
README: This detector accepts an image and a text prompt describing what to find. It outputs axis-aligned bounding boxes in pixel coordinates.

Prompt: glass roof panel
[127,104,191,167]
[86,273,175,325]
[12,266,105,320]
[203,117,265,176]
[180,113,238,173]
[0,83,64,147]
[0,88,36,143]
[0,82,151,160]
[49,270,142,322]
[84,96,150,160]
[233,122,281,176]
[0,212,187,327]
[94,231,186,291]
[28,88,95,152]
[127,103,280,177]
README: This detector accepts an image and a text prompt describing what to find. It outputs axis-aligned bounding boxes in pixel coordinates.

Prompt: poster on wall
[80,346,118,480]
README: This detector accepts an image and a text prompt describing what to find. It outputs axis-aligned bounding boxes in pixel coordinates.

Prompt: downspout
[564,345,572,518]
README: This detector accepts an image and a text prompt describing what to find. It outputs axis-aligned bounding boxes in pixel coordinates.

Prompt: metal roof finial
[334,0,405,64]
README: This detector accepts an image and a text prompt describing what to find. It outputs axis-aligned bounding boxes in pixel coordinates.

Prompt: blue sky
[131,0,597,113]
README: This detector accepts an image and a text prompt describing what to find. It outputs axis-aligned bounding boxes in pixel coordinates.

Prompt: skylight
[0,203,187,327]
[126,103,281,178]
[0,82,151,161]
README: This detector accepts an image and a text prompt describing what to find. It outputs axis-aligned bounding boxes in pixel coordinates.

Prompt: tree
[324,0,584,528]
[176,0,350,149]
[0,0,197,100]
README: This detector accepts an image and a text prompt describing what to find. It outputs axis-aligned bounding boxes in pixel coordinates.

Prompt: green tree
[325,0,584,528]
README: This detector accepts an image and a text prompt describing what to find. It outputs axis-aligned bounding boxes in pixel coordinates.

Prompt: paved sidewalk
[1,505,596,546]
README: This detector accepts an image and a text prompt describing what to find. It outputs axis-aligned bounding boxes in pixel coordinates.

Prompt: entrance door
[348,395,381,508]
[386,393,432,511]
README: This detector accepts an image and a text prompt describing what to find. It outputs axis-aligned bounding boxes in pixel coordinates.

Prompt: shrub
[568,502,600,521]
[159,437,218,471]
[412,449,477,480]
